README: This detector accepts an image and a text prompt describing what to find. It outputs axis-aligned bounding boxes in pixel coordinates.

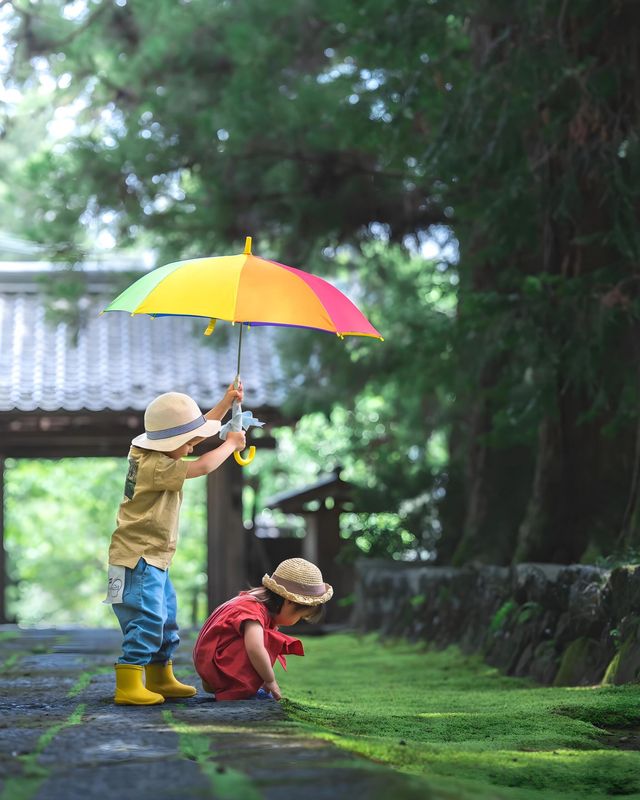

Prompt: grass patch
[66,666,112,698]
[0,704,85,800]
[2,653,20,671]
[163,710,262,800]
[279,633,640,799]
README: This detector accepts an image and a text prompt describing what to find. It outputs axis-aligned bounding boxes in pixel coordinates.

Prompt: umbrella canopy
[103,237,382,466]
[104,237,382,340]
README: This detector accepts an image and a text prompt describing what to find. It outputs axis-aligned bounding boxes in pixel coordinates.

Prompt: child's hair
[247,586,325,625]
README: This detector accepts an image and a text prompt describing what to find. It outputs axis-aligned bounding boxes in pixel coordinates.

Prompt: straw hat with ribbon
[132,392,221,452]
[262,558,333,606]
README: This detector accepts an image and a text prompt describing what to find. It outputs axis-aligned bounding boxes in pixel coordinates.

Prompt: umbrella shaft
[231,398,242,432]
[236,323,243,378]
[232,324,244,432]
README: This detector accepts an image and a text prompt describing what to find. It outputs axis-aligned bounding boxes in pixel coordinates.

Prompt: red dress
[192,593,304,700]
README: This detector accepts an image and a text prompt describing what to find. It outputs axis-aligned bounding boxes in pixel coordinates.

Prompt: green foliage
[2,0,452,257]
[596,548,640,570]
[609,628,621,648]
[282,633,640,799]
[339,512,420,560]
[2,0,640,563]
[244,242,456,557]
[5,458,207,627]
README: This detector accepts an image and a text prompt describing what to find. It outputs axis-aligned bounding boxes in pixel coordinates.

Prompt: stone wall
[352,559,640,686]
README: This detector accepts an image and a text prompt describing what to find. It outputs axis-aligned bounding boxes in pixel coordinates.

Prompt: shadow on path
[0,626,445,800]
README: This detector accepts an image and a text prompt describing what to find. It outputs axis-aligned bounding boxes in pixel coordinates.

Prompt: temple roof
[265,470,353,513]
[0,269,286,414]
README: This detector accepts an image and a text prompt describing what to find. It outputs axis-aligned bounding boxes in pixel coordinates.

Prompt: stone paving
[0,626,440,800]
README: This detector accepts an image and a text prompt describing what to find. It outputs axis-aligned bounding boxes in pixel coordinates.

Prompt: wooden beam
[206,459,246,612]
[0,411,278,458]
[0,441,140,459]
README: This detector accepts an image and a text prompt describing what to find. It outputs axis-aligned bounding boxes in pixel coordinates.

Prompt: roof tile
[0,273,286,412]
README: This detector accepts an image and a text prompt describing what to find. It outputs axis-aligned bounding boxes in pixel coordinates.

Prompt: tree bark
[450,403,533,566]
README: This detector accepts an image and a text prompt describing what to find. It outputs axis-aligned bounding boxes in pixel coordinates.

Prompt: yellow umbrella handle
[234,446,256,466]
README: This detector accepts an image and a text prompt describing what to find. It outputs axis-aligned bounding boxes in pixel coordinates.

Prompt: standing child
[105,387,246,705]
[193,558,332,701]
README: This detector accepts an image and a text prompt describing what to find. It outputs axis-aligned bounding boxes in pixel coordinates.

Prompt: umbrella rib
[131,265,190,315]
[232,256,248,324]
[290,269,339,334]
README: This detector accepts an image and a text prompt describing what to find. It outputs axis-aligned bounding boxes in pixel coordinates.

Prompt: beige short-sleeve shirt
[108,446,189,570]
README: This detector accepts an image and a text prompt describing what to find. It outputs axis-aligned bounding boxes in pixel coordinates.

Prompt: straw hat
[262,558,333,605]
[132,392,221,452]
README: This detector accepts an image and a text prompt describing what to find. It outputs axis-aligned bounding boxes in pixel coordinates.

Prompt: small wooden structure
[0,267,288,621]
[265,470,355,623]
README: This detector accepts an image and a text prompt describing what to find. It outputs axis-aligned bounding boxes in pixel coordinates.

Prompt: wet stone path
[0,626,433,800]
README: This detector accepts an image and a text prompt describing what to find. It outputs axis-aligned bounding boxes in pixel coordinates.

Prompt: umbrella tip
[244,236,252,255]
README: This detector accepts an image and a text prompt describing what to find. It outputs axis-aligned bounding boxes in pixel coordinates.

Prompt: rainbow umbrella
[103,237,383,464]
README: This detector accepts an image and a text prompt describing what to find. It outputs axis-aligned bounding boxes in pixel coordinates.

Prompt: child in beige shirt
[105,387,245,706]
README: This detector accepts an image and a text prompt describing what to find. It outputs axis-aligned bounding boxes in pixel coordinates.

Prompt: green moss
[163,710,262,800]
[490,600,517,633]
[517,602,543,625]
[601,636,640,686]
[2,653,21,671]
[602,649,623,687]
[280,633,640,799]
[66,666,112,698]
[553,639,591,687]
[437,585,451,604]
[0,704,85,800]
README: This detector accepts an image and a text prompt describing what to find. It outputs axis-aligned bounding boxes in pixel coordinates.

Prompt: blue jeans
[112,558,180,665]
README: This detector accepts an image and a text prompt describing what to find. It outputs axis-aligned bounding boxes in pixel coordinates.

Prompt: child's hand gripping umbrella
[226,383,261,466]
[102,236,383,465]
[218,362,265,466]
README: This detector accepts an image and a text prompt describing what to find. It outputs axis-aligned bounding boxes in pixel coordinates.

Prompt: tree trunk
[450,399,533,566]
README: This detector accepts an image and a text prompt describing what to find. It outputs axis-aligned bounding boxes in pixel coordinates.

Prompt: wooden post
[0,456,6,624]
[206,458,245,613]
[316,505,354,624]
[301,515,319,564]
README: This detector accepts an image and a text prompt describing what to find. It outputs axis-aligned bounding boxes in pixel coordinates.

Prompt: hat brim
[131,418,221,452]
[262,574,333,606]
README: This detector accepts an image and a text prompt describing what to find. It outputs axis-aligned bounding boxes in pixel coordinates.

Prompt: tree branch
[10,1,110,54]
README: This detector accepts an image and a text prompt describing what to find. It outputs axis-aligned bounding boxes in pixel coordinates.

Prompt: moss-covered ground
[280,633,640,799]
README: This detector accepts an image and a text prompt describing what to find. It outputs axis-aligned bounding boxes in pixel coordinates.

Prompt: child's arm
[185,432,246,479]
[204,381,244,421]
[243,621,282,700]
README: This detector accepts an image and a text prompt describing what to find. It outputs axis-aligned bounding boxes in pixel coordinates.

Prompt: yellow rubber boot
[145,660,197,698]
[114,664,165,706]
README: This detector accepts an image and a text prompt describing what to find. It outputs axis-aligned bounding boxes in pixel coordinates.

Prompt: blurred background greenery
[4,458,207,626]
[1,0,639,624]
